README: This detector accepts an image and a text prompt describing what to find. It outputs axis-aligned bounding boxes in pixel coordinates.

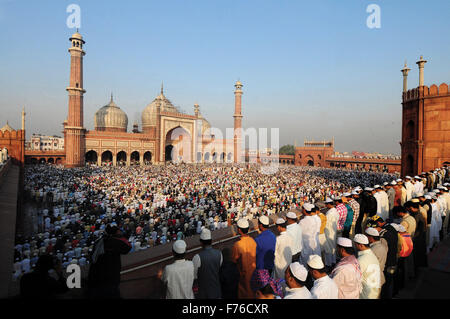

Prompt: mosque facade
[64,31,242,167]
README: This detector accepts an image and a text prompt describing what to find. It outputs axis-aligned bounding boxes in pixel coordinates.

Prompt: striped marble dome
[94,96,128,132]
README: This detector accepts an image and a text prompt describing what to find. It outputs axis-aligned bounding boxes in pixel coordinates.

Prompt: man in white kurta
[299,203,321,266]
[285,211,302,262]
[273,218,293,280]
[404,177,414,201]
[354,234,381,299]
[323,199,339,267]
[307,255,338,299]
[413,177,424,198]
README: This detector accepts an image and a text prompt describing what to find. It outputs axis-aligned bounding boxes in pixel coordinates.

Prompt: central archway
[117,151,127,166]
[165,126,192,163]
[305,155,314,167]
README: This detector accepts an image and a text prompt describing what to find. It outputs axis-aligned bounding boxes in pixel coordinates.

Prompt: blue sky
[1,0,449,154]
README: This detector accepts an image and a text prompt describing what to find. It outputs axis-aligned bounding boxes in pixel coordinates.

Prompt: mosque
[64,31,242,167]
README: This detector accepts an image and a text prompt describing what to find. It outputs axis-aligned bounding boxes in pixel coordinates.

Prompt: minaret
[416,56,427,87]
[234,80,243,163]
[65,31,86,168]
[401,62,411,93]
[21,107,25,131]
[194,103,200,117]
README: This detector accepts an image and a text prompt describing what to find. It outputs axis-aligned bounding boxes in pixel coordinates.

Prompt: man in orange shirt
[232,218,257,299]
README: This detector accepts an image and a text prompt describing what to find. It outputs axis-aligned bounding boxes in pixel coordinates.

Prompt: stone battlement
[403,83,450,102]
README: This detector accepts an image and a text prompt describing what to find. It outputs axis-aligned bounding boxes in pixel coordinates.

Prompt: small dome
[142,88,181,128]
[95,96,128,132]
[70,32,83,40]
[1,122,14,133]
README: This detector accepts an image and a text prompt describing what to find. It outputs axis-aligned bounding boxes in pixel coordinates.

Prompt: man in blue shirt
[254,215,276,274]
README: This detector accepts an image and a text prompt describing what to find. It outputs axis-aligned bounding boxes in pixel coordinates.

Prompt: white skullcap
[383,182,389,186]
[237,218,249,229]
[405,176,412,179]
[200,228,211,241]
[173,240,187,254]
[289,262,308,282]
[258,215,270,226]
[342,192,351,197]
[364,187,373,191]
[337,237,353,248]
[351,191,359,195]
[307,255,325,270]
[276,218,286,225]
[390,181,397,185]
[396,179,403,182]
[374,185,381,189]
[414,176,421,179]
[325,198,334,204]
[302,203,314,212]
[424,195,431,200]
[286,211,297,220]
[353,234,369,245]
[365,227,380,237]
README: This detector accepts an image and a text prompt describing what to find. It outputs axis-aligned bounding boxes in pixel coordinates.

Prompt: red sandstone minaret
[65,31,86,168]
[233,80,243,163]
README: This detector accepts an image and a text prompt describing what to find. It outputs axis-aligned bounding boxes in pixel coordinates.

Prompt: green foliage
[279,145,295,155]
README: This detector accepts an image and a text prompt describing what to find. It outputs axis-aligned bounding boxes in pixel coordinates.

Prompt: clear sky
[1,0,450,154]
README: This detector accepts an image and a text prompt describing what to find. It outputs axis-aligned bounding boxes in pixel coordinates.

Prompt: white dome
[94,97,128,132]
[142,89,181,128]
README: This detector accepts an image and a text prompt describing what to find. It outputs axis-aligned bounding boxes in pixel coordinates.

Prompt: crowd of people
[159,166,450,299]
[13,162,449,299]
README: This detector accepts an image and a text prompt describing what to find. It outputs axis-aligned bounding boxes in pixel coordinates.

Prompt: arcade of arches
[84,150,154,166]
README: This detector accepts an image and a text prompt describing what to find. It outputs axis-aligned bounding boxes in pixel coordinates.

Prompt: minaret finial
[161,82,164,94]
[110,92,113,102]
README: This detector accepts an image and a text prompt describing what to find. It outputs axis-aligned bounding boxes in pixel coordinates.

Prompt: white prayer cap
[289,262,308,282]
[173,240,187,254]
[374,185,381,189]
[302,203,314,212]
[424,195,431,200]
[364,187,373,192]
[414,176,421,179]
[383,182,389,186]
[342,192,351,197]
[237,218,249,229]
[405,176,412,179]
[351,191,359,196]
[325,198,334,204]
[286,211,297,220]
[365,227,379,237]
[390,181,397,185]
[396,179,403,182]
[307,255,325,270]
[258,215,270,226]
[353,234,369,245]
[276,218,286,225]
[337,237,353,248]
[200,228,211,241]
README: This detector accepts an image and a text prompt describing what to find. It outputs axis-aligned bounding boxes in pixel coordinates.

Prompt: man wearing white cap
[285,211,303,262]
[254,215,276,273]
[192,228,223,299]
[307,255,338,299]
[283,262,312,299]
[404,176,414,202]
[374,186,389,221]
[353,234,381,299]
[231,218,257,299]
[412,176,424,198]
[365,228,387,289]
[160,240,195,299]
[323,198,339,267]
[330,237,362,299]
[299,204,321,266]
[273,218,293,280]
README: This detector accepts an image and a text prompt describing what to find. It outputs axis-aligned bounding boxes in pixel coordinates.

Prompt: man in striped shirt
[334,197,348,237]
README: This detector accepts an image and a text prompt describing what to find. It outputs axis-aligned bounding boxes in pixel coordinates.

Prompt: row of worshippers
[159,165,449,299]
[15,163,395,278]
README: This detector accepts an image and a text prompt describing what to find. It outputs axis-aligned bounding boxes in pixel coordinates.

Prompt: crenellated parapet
[402,83,450,102]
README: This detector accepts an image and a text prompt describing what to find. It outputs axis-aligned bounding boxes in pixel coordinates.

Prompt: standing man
[192,229,222,299]
[341,194,354,238]
[330,237,362,299]
[335,197,348,238]
[231,218,257,299]
[354,234,381,299]
[299,203,321,265]
[386,182,396,219]
[273,218,293,280]
[323,198,339,267]
[365,216,398,299]
[404,176,414,202]
[159,240,195,299]
[285,211,303,262]
[283,262,312,299]
[365,228,387,292]
[346,192,360,239]
[307,255,338,299]
[254,215,276,273]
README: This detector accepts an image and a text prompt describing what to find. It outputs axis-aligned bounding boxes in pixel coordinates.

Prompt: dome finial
[110,92,114,102]
[161,81,164,95]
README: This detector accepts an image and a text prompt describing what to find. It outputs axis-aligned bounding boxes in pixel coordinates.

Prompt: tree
[279,145,295,155]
